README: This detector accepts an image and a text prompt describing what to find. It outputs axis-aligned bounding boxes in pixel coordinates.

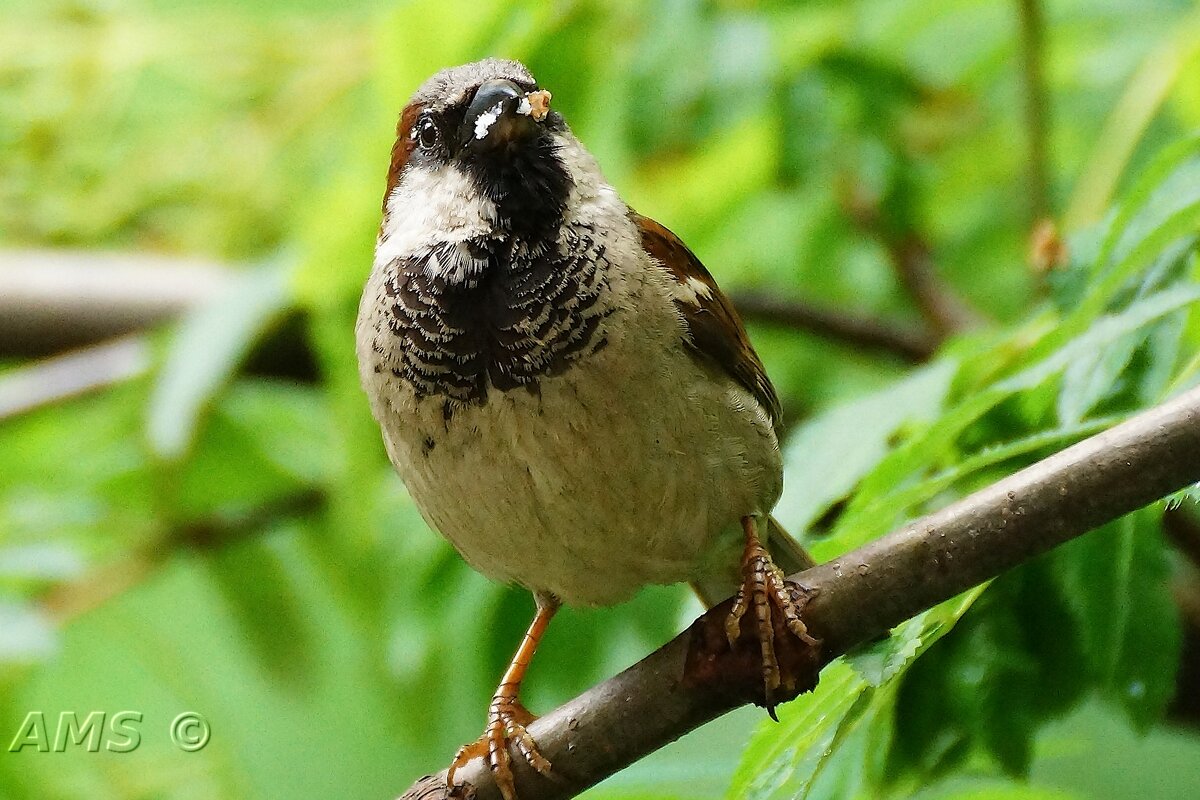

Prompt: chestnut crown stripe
[634,212,782,426]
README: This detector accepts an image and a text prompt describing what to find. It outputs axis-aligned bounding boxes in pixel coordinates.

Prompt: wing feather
[633,212,782,425]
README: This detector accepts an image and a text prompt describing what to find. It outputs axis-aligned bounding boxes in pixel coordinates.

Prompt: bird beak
[461,79,552,151]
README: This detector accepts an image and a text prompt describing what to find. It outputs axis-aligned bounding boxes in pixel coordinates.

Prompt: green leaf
[891,560,1090,781]
[1065,10,1200,229]
[1056,330,1141,426]
[729,662,872,800]
[775,358,957,536]
[839,282,1200,547]
[1136,310,1188,404]
[1109,524,1181,731]
[1105,150,1200,282]
[847,588,987,688]
[203,527,316,681]
[998,283,1200,395]
[146,263,292,461]
[844,416,1121,554]
[734,585,988,800]
[1064,138,1200,333]
[1051,509,1182,730]
[218,380,335,485]
[1166,483,1200,509]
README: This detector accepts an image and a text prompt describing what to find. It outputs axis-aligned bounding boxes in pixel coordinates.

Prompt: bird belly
[370,336,781,607]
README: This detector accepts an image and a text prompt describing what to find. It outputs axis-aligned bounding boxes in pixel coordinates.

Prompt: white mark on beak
[474,102,504,140]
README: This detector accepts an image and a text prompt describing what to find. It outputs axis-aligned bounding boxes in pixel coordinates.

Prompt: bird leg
[448,594,559,800]
[726,515,819,715]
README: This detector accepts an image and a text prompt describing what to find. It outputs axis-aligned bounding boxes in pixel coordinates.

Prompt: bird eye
[415,117,440,150]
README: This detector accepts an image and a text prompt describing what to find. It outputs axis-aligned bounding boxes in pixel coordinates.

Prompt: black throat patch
[459,125,573,241]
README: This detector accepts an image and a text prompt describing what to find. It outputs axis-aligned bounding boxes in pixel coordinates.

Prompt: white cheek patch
[376,164,498,268]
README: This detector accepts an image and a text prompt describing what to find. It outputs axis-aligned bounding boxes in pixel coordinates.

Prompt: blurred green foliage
[2,1,1200,799]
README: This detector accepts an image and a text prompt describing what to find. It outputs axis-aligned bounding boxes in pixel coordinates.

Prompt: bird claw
[726,518,819,713]
[447,697,549,800]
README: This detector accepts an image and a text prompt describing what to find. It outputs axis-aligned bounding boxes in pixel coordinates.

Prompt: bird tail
[689,514,816,609]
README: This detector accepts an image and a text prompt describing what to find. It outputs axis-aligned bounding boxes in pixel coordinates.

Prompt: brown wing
[633,212,782,425]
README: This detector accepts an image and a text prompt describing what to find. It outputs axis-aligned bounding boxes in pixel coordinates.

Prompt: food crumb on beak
[521,90,552,122]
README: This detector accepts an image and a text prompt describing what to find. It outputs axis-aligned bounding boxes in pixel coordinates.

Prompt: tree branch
[840,201,986,339]
[730,291,938,363]
[399,384,1200,800]
[0,336,152,421]
[886,234,985,337]
[0,250,318,381]
[0,249,230,356]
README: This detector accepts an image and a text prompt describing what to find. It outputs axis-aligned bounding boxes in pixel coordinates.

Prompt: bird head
[381,59,574,249]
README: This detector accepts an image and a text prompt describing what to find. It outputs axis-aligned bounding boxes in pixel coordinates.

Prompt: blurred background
[2,1,1200,798]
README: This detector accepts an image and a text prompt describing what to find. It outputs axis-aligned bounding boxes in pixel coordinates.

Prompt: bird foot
[447,696,549,800]
[726,517,819,716]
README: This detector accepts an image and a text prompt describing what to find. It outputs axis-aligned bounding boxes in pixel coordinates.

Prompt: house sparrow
[357,58,817,800]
